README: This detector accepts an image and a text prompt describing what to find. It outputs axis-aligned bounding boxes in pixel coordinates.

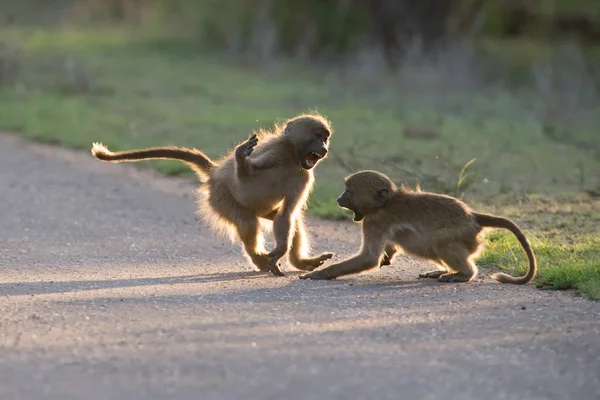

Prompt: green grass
[0,25,599,299]
[481,230,600,300]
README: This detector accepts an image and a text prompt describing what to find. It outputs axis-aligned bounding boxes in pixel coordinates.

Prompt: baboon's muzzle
[336,193,350,209]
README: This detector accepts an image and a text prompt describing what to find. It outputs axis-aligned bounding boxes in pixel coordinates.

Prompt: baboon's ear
[374,189,390,207]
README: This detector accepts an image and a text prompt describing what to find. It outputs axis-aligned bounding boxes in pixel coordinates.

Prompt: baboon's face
[285,118,331,170]
[340,171,396,222]
[336,189,363,221]
[301,127,329,170]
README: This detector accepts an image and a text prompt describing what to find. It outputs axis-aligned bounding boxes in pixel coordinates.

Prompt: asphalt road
[1,133,599,400]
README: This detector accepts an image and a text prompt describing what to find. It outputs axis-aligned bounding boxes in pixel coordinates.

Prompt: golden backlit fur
[91,113,334,276]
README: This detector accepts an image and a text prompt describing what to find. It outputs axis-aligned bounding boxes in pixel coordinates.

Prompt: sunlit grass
[479,231,600,300]
[476,196,600,300]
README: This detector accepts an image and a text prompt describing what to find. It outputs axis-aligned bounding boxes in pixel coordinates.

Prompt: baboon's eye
[313,129,328,143]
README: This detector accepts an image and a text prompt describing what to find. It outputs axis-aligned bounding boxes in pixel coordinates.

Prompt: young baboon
[300,170,536,284]
[91,113,335,276]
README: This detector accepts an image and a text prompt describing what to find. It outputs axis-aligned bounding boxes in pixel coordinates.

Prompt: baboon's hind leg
[437,244,477,283]
[288,216,333,271]
[236,218,271,272]
[210,185,270,272]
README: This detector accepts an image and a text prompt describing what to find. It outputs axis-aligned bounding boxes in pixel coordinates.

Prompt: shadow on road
[41,278,454,308]
[0,271,268,296]
[40,280,597,351]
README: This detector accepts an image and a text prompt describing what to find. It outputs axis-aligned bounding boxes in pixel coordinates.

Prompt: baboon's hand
[236,134,258,159]
[299,270,334,280]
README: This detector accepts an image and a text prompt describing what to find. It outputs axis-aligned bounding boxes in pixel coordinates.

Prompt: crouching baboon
[300,170,536,284]
[91,113,335,276]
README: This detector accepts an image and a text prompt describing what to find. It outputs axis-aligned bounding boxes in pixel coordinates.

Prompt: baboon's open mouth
[352,212,364,222]
[304,152,324,168]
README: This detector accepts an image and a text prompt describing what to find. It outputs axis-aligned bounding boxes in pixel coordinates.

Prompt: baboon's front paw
[437,273,471,283]
[299,270,333,280]
[419,270,445,279]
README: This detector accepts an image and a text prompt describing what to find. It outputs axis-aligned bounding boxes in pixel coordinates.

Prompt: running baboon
[300,170,536,284]
[91,113,335,276]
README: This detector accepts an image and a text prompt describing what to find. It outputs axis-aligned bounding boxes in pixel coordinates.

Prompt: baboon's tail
[473,212,537,285]
[91,142,216,178]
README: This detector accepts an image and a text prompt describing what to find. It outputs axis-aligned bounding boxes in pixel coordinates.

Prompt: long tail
[91,142,216,178]
[474,212,537,285]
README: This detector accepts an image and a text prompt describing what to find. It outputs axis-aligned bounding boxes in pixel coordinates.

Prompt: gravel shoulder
[1,133,598,400]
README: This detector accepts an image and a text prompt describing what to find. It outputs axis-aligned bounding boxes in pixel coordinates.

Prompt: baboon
[91,113,335,276]
[300,170,536,284]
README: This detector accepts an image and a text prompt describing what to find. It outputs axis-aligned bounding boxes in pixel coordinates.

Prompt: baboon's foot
[292,252,334,271]
[437,272,473,283]
[267,260,285,276]
[267,247,287,277]
[249,253,271,272]
[419,270,445,279]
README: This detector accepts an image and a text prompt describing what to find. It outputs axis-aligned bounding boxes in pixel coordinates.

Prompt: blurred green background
[0,0,598,298]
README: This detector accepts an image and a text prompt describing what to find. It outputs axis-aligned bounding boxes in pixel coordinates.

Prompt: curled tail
[91,142,216,179]
[474,212,537,285]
